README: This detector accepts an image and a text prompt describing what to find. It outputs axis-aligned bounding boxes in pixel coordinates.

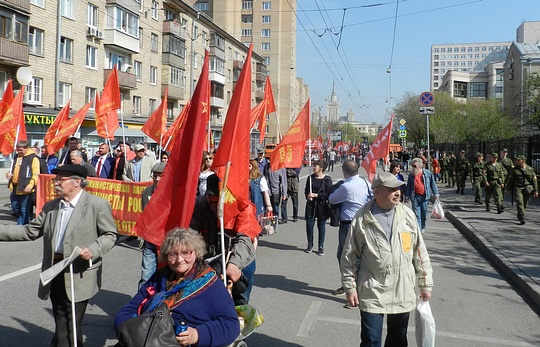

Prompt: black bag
[329,203,341,227]
[116,303,179,347]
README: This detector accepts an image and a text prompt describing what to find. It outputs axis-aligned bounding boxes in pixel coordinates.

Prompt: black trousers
[50,273,89,347]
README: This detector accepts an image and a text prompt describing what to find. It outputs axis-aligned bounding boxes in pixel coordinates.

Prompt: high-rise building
[191,0,309,144]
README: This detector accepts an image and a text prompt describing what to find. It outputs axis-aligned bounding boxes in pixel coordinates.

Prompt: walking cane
[69,263,78,347]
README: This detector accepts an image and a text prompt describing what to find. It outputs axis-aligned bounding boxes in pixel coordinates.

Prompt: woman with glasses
[198,151,215,196]
[115,228,240,347]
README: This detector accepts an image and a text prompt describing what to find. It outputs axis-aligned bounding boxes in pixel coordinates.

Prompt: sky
[295,0,540,125]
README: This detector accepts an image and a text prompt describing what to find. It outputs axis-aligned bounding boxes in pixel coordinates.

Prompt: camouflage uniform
[499,150,513,186]
[447,151,456,188]
[485,153,505,213]
[506,155,538,224]
[455,151,470,194]
[470,153,486,204]
[440,152,450,184]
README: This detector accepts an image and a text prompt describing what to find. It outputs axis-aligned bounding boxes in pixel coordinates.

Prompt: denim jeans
[360,311,410,347]
[13,193,32,225]
[234,259,256,306]
[139,241,158,290]
[412,194,429,230]
[336,221,351,265]
[305,216,326,250]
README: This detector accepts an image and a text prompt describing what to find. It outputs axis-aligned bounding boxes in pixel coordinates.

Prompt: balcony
[209,71,225,84]
[106,0,139,14]
[162,52,184,68]
[210,96,224,108]
[104,69,137,89]
[233,60,243,70]
[255,90,264,100]
[256,71,266,82]
[5,0,30,13]
[163,20,186,40]
[210,46,225,60]
[0,38,28,66]
[102,29,139,53]
[162,84,185,101]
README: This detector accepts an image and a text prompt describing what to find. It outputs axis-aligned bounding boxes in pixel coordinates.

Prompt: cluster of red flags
[0,80,27,155]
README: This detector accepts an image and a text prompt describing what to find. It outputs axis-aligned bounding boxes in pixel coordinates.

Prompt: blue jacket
[405,169,439,201]
[90,154,116,179]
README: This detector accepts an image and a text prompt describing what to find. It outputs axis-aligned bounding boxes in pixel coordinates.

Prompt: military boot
[518,215,526,225]
[485,203,490,212]
[497,205,503,214]
[475,198,482,204]
[456,188,460,194]
[460,188,465,195]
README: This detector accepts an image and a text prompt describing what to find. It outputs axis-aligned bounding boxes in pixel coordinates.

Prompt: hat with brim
[151,162,166,174]
[51,164,88,179]
[134,144,145,151]
[491,152,498,158]
[515,155,527,161]
[371,172,406,190]
[477,153,483,157]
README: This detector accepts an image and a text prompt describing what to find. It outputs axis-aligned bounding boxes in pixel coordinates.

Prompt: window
[170,67,184,86]
[241,1,253,10]
[262,15,270,23]
[474,54,479,59]
[433,48,439,53]
[167,102,174,120]
[261,42,270,50]
[440,48,445,53]
[30,0,44,7]
[149,99,157,114]
[433,62,438,67]
[88,3,99,27]
[59,83,71,107]
[453,61,458,66]
[461,47,466,52]
[467,47,472,52]
[453,54,458,59]
[467,61,472,66]
[107,6,139,38]
[470,82,486,98]
[460,61,465,66]
[108,52,126,70]
[474,47,479,51]
[151,33,158,52]
[60,37,73,63]
[262,1,271,10]
[440,62,445,66]
[29,27,44,55]
[242,15,252,23]
[241,29,252,36]
[482,46,486,51]
[14,20,28,43]
[433,69,439,74]
[433,55,439,60]
[26,78,43,104]
[433,82,438,88]
[150,66,157,84]
[86,45,97,68]
[454,82,467,98]
[201,31,208,46]
[261,29,270,37]
[434,76,438,81]
[210,33,225,50]
[195,2,208,10]
[488,46,493,50]
[134,61,142,81]
[85,87,96,109]
[264,56,270,65]
[210,57,225,74]
[163,35,186,58]
[193,53,198,69]
[62,0,74,18]
[453,47,458,52]
[460,54,465,59]
[139,27,143,48]
[132,96,141,114]
[151,1,158,19]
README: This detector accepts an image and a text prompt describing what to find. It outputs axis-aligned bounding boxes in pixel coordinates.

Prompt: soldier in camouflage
[440,151,450,184]
[506,155,538,225]
[455,150,470,195]
[499,148,514,185]
[485,153,505,214]
[447,151,456,188]
[470,153,486,204]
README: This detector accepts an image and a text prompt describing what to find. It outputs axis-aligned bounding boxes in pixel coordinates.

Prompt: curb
[446,211,540,308]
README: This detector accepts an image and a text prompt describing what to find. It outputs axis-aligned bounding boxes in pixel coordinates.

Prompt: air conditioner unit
[96,30,104,39]
[87,27,97,37]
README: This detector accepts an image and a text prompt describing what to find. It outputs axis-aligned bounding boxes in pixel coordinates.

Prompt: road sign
[399,130,407,138]
[420,107,435,115]
[399,118,406,125]
[420,92,434,106]
[399,125,406,130]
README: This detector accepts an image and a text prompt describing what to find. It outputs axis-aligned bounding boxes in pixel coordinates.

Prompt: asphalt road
[0,164,539,346]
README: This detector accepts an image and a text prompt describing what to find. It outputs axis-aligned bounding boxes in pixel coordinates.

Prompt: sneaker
[344,303,358,309]
[316,249,324,256]
[292,218,298,222]
[279,220,288,224]
[332,287,346,296]
[304,247,312,254]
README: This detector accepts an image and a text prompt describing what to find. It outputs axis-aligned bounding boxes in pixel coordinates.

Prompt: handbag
[259,212,277,235]
[415,300,436,347]
[116,303,179,347]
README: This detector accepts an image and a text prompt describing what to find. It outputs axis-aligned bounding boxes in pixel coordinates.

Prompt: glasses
[205,157,213,161]
[167,250,194,261]
[53,176,72,183]
[412,165,418,168]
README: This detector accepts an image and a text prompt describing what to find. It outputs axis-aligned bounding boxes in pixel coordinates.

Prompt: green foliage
[392,92,519,146]
[524,72,540,130]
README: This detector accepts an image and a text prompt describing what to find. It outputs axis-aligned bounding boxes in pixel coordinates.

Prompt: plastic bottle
[174,320,188,335]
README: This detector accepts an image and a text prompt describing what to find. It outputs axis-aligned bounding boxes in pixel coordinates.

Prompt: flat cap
[151,162,166,173]
[51,164,88,178]
[515,155,527,161]
[491,152,498,158]
[371,172,406,190]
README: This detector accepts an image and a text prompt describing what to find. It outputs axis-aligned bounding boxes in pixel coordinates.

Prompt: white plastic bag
[415,300,436,347]
[431,198,444,219]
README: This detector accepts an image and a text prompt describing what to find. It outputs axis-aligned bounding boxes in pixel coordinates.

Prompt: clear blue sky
[295,0,540,125]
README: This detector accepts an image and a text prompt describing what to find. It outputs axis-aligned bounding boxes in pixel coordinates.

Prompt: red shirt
[414,172,425,195]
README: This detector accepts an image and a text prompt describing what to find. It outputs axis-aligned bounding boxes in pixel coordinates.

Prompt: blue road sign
[420,92,434,106]
[399,125,406,130]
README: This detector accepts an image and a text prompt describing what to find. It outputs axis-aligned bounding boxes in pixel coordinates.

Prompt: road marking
[299,301,536,346]
[0,263,41,282]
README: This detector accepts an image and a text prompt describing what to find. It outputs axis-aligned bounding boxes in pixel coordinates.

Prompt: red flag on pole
[249,76,276,143]
[211,45,260,238]
[142,88,168,143]
[163,100,190,151]
[95,92,119,140]
[44,100,71,151]
[361,114,394,181]
[0,80,14,155]
[133,51,210,247]
[0,88,26,155]
[269,98,310,171]
[47,101,92,155]
[95,66,121,139]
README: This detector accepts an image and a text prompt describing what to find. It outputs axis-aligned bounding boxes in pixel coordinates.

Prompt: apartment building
[438,62,504,100]
[0,0,265,157]
[190,0,309,144]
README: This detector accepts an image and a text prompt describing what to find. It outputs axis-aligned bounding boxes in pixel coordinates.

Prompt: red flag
[361,114,394,181]
[142,88,168,143]
[47,101,92,155]
[44,100,71,153]
[95,92,119,139]
[211,45,260,239]
[0,81,14,155]
[163,100,191,151]
[269,98,310,171]
[0,88,26,155]
[98,65,122,115]
[249,76,276,143]
[133,51,210,247]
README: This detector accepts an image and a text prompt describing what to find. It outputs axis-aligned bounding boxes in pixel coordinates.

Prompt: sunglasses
[205,157,213,160]
[412,165,418,168]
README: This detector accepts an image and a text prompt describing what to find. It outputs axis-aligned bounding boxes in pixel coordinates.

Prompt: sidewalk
[432,179,540,309]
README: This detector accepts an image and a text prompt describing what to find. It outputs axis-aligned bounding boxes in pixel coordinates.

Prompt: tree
[523,72,540,132]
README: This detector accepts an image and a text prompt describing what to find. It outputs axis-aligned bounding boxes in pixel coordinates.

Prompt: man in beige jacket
[340,172,433,347]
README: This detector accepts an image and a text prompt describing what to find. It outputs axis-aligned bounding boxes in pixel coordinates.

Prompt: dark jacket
[304,174,332,219]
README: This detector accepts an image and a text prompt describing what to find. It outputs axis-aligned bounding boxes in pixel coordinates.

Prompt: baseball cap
[371,172,406,190]
[134,144,145,151]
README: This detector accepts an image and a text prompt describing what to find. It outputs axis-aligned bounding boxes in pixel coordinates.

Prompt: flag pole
[120,111,127,162]
[217,161,232,286]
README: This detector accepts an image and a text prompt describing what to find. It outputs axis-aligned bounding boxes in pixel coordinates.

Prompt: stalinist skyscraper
[327,80,340,123]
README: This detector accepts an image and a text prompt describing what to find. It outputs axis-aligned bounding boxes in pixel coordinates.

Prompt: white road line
[300,301,535,346]
[0,263,41,282]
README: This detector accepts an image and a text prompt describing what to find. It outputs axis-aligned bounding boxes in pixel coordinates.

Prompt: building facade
[438,62,504,101]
